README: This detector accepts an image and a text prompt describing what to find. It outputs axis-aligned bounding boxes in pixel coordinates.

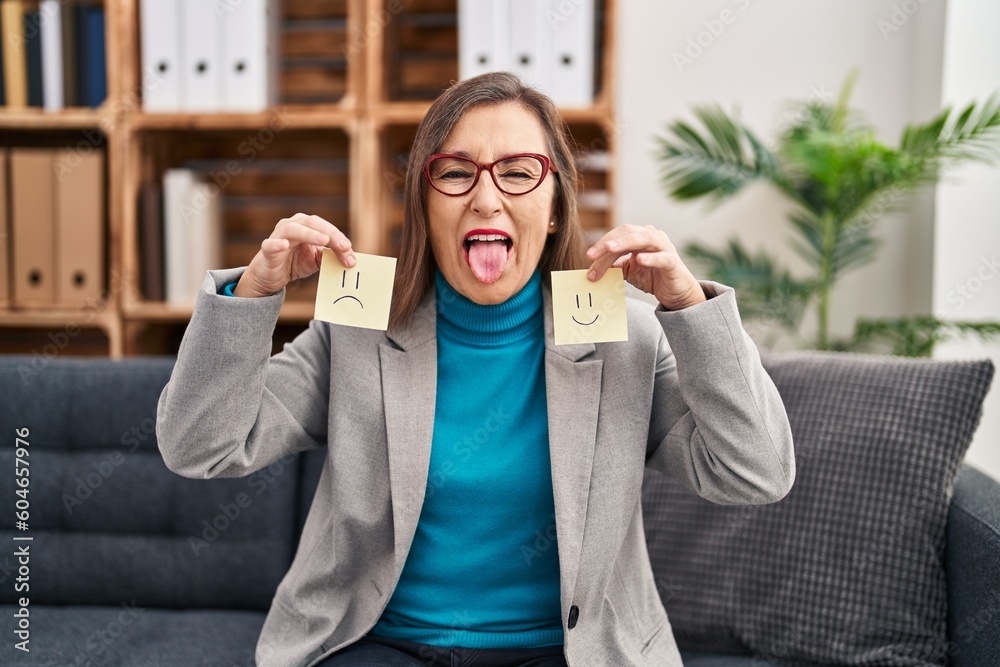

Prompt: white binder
[40,0,64,111]
[164,169,222,305]
[164,169,194,304]
[181,0,222,112]
[459,0,510,81]
[140,0,183,111]
[550,0,596,107]
[186,180,222,302]
[221,0,279,112]
[508,0,551,92]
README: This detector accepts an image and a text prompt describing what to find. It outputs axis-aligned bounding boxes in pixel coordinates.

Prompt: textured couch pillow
[642,350,994,666]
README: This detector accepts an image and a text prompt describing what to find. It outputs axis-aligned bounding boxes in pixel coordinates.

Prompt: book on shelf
[139,0,181,111]
[24,8,42,106]
[222,0,279,112]
[55,149,104,305]
[458,0,598,108]
[10,148,56,306]
[141,0,278,113]
[138,182,164,302]
[75,2,106,107]
[458,0,510,81]
[0,0,105,110]
[0,8,5,106]
[2,0,29,108]
[180,0,221,112]
[40,0,64,110]
[7,147,106,307]
[163,169,222,306]
[550,0,596,107]
[0,149,8,307]
[509,0,551,94]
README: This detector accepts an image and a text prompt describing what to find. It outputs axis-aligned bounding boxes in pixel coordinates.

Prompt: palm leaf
[829,226,881,276]
[847,316,1000,357]
[655,105,783,204]
[900,93,1000,168]
[786,211,880,279]
[787,212,824,263]
[684,238,815,328]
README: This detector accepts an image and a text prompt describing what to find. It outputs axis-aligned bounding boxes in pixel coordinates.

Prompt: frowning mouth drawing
[333,270,364,308]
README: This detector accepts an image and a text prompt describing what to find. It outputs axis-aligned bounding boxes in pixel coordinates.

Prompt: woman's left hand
[586,225,707,311]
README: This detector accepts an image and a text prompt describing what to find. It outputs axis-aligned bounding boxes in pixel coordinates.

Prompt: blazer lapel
[542,284,603,615]
[380,289,438,573]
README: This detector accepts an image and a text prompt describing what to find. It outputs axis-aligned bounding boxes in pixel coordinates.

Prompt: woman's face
[426,102,557,305]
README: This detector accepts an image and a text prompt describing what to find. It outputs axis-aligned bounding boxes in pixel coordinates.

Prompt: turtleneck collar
[435,269,544,346]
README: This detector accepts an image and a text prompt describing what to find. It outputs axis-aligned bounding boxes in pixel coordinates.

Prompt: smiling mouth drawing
[572,315,598,326]
[333,295,364,308]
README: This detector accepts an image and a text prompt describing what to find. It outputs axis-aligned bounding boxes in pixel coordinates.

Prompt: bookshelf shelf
[0,306,115,325]
[122,300,316,323]
[0,107,108,130]
[1,0,617,357]
[128,107,358,131]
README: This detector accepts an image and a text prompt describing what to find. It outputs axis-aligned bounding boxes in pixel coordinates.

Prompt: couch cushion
[0,604,264,666]
[642,351,994,666]
[0,356,299,610]
[946,466,1000,667]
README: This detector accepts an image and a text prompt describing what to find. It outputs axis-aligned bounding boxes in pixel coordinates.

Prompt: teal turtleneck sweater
[368,268,564,648]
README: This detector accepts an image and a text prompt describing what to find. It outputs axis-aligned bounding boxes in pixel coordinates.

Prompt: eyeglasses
[422,152,558,197]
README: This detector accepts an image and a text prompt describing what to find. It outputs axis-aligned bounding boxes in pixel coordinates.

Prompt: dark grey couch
[0,354,997,666]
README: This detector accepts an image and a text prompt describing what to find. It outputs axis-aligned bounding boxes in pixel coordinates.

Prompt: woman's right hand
[234,213,356,298]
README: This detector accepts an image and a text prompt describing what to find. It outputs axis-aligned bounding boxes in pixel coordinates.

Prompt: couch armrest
[946,464,1000,667]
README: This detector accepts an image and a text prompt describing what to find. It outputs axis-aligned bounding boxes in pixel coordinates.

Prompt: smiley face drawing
[333,270,364,308]
[572,292,599,326]
[550,268,628,345]
[314,249,397,331]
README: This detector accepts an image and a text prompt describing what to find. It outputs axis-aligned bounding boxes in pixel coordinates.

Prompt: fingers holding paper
[585,224,707,311]
[237,213,356,298]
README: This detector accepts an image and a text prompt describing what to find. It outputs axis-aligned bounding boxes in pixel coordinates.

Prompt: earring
[549,221,556,227]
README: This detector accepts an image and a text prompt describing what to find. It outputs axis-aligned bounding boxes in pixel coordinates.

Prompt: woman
[156,72,794,667]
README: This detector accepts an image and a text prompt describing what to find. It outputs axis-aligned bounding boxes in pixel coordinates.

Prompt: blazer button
[568,605,579,629]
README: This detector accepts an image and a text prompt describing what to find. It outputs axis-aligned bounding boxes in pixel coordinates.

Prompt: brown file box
[0,149,9,307]
[10,148,56,307]
[55,149,104,306]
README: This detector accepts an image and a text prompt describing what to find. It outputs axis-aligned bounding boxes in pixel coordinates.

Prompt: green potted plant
[655,72,1000,355]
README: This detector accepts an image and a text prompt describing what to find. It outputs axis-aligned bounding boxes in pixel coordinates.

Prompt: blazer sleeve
[644,279,795,505]
[156,267,330,479]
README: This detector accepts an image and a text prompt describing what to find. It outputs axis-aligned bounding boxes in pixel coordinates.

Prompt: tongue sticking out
[467,240,509,284]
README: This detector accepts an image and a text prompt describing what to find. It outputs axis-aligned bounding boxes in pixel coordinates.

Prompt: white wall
[616,1,999,479]
[932,0,1000,480]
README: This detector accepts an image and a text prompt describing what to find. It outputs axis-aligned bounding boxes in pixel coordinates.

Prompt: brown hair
[389,71,588,330]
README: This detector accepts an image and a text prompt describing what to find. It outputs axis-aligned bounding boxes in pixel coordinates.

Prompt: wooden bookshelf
[0,0,618,357]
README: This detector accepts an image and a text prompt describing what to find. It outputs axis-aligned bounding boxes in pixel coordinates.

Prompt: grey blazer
[156,266,795,667]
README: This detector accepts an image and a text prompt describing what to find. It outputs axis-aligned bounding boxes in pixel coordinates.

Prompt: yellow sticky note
[314,249,397,331]
[550,268,628,345]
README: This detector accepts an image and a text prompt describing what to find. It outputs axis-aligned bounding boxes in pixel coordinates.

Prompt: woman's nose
[470,170,503,217]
